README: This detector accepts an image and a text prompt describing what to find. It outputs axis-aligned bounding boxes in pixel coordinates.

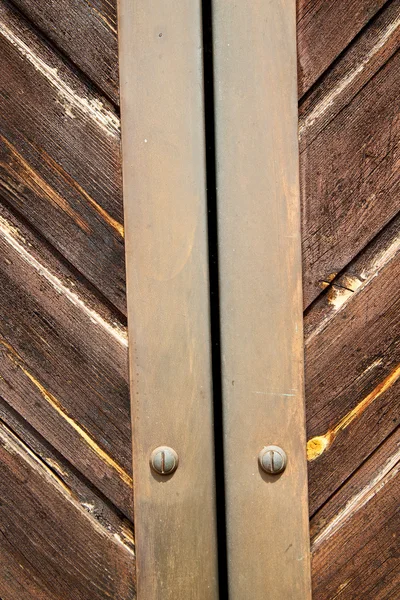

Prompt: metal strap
[118,1,219,597]
[212,0,312,597]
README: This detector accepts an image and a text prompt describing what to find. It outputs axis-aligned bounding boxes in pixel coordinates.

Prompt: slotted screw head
[258,445,287,475]
[150,446,179,476]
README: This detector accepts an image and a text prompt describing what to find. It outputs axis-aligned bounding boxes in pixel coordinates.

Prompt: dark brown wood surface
[0,0,398,597]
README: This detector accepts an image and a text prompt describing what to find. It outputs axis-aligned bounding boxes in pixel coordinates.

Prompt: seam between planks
[0,212,127,347]
[0,416,135,556]
[299,9,400,140]
[0,14,120,138]
[311,437,399,551]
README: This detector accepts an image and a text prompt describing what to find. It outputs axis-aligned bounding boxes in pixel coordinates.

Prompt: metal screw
[150,446,179,476]
[258,445,287,475]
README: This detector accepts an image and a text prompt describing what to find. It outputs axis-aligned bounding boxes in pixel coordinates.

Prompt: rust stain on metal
[0,338,133,487]
[307,364,400,461]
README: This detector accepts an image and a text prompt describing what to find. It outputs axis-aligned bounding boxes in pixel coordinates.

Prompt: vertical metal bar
[212,1,312,598]
[118,2,219,598]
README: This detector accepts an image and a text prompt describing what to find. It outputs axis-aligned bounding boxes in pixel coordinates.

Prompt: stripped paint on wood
[0,418,136,600]
[299,0,400,149]
[311,430,399,599]
[9,0,120,103]
[0,203,132,517]
[297,0,388,96]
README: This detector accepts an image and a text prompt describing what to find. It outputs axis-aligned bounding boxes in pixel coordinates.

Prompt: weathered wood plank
[297,0,388,96]
[0,201,397,526]
[0,395,135,551]
[0,0,398,315]
[0,203,132,518]
[0,417,135,600]
[9,0,119,104]
[305,215,400,513]
[9,0,390,106]
[301,49,400,307]
[311,428,399,599]
[299,0,400,152]
[0,0,126,313]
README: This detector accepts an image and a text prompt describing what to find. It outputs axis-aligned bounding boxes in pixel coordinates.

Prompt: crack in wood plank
[0,338,133,489]
[307,364,400,461]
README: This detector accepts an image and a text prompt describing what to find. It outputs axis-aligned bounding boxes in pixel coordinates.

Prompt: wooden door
[0,0,398,598]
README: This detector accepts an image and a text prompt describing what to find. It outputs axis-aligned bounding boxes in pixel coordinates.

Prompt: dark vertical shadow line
[202,1,229,598]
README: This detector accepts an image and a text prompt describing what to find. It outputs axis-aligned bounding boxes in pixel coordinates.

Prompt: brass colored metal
[150,447,179,476]
[212,0,312,598]
[259,446,287,475]
[118,1,219,598]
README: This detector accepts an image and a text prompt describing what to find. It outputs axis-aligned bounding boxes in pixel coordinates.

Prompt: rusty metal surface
[118,1,219,598]
[212,0,312,598]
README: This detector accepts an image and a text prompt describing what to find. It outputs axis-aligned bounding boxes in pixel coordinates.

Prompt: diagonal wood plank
[0,0,126,313]
[305,215,400,513]
[301,49,400,306]
[0,417,135,600]
[0,202,132,517]
[310,428,399,599]
[297,0,388,96]
[9,0,120,104]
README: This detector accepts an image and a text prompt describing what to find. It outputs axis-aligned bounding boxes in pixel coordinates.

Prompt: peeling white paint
[0,21,120,138]
[299,16,400,137]
[311,446,400,551]
[0,214,128,347]
[360,234,400,281]
[0,421,134,556]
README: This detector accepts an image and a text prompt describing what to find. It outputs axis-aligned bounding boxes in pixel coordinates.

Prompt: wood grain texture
[0,417,135,600]
[0,203,132,518]
[311,429,399,599]
[301,48,400,307]
[0,0,126,313]
[9,0,119,104]
[305,216,400,514]
[297,0,387,96]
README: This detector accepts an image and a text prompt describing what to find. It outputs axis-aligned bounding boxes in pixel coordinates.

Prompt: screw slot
[258,445,287,475]
[150,446,179,476]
